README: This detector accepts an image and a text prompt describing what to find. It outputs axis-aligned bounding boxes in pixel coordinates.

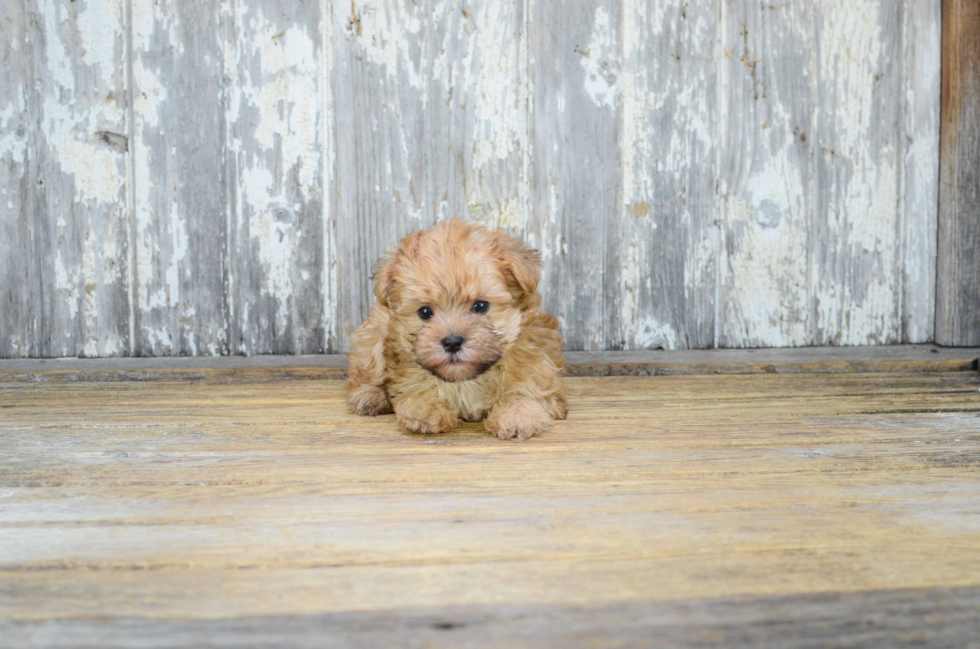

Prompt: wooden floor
[2,357,980,647]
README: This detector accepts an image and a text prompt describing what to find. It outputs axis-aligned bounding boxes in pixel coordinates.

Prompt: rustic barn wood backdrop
[0,0,945,357]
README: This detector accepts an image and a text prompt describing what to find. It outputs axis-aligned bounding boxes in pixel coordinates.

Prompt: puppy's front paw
[486,399,551,441]
[396,401,459,434]
[348,385,393,416]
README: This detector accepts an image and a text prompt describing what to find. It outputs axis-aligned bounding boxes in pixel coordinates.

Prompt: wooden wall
[0,0,943,357]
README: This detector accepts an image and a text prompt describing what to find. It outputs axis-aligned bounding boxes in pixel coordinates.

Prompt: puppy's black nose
[442,335,465,354]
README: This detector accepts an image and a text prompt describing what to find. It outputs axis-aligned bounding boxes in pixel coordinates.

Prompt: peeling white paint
[37,0,125,207]
[77,0,123,85]
[0,104,26,167]
[42,96,124,206]
[814,0,900,345]
[723,141,809,347]
[132,0,173,333]
[580,7,620,110]
[229,4,323,351]
[466,1,525,173]
[468,198,522,232]
[2,0,944,357]
[244,13,319,192]
[29,0,130,357]
[341,0,424,91]
[901,0,941,343]
[634,316,679,350]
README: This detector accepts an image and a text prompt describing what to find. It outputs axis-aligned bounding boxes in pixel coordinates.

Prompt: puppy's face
[374,220,540,383]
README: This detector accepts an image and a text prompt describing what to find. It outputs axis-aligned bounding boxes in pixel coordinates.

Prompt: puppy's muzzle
[441,335,464,355]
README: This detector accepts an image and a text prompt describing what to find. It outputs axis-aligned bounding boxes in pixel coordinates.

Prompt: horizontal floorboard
[1,371,980,645]
[3,586,980,649]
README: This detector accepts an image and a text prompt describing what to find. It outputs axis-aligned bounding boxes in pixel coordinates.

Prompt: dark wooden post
[937,0,980,345]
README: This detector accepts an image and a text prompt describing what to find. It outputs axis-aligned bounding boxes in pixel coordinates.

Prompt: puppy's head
[373,219,541,382]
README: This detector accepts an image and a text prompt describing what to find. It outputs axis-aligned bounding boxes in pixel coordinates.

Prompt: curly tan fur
[347,219,567,440]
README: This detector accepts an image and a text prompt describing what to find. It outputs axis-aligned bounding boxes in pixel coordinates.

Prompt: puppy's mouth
[420,352,502,383]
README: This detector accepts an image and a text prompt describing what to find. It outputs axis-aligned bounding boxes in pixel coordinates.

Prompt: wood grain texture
[5,587,980,648]
[903,0,941,343]
[130,0,228,356]
[28,0,131,358]
[0,345,977,382]
[225,0,327,356]
[332,0,431,348]
[618,0,717,351]
[812,0,905,346]
[0,0,948,357]
[528,0,621,351]
[1,371,979,645]
[937,0,980,346]
[719,0,812,347]
[0,2,33,358]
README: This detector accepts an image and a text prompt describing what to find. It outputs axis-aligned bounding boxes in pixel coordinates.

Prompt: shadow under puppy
[347,219,567,440]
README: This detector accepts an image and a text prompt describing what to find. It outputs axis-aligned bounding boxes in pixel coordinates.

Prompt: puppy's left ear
[492,231,541,296]
[371,254,396,307]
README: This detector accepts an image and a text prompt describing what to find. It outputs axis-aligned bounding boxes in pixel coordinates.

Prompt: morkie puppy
[347,219,567,440]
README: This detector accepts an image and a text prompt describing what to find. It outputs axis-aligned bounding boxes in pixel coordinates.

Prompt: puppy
[346,219,567,440]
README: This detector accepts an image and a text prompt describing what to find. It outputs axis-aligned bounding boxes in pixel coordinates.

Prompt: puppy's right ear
[372,230,422,307]
[371,255,395,307]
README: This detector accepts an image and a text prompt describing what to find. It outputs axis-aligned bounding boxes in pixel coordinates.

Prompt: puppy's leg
[394,392,459,434]
[348,384,392,416]
[347,305,393,416]
[485,394,552,441]
[485,309,568,440]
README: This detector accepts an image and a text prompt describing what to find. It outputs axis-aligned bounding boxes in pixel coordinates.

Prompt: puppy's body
[347,219,567,440]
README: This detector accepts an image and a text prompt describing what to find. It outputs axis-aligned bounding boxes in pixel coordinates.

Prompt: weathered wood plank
[332,0,432,348]
[936,0,980,346]
[902,0,941,343]
[528,0,621,351]
[0,2,33,358]
[1,373,979,645]
[719,1,813,347]
[0,345,976,382]
[4,587,980,648]
[811,0,904,346]
[27,0,131,358]
[225,1,327,355]
[130,0,228,355]
[616,0,717,351]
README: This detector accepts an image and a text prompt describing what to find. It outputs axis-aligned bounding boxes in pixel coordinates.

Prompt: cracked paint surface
[0,0,942,356]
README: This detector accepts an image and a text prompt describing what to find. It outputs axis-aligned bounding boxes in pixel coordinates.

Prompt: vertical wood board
[224,0,326,355]
[528,0,622,351]
[718,1,813,348]
[130,0,228,356]
[902,0,941,343]
[617,0,718,351]
[0,2,34,358]
[937,0,980,346]
[28,0,131,358]
[811,0,905,346]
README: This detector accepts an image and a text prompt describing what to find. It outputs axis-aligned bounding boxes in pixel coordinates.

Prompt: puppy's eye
[418,306,434,320]
[472,300,489,314]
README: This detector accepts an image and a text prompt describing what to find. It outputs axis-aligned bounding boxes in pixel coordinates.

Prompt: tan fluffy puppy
[347,219,567,440]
